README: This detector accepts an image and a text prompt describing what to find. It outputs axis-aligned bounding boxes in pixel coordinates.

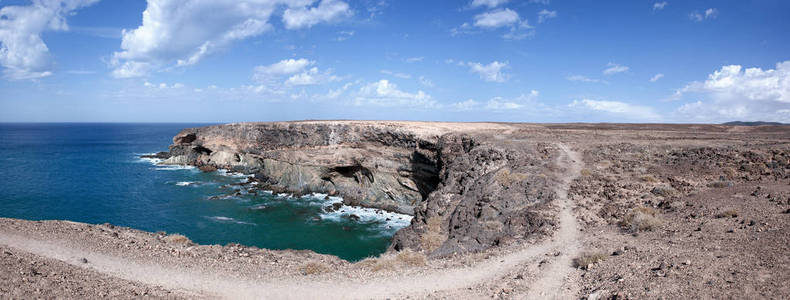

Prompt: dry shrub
[420,217,446,252]
[651,184,677,197]
[716,209,738,218]
[573,251,608,270]
[357,249,427,272]
[300,261,330,275]
[494,168,529,186]
[621,207,662,232]
[639,175,658,183]
[580,168,592,177]
[163,234,192,245]
[722,167,737,179]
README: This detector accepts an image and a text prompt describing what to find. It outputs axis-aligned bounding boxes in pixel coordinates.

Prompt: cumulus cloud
[537,9,557,23]
[252,58,336,88]
[690,8,717,22]
[454,7,532,39]
[0,0,98,80]
[282,0,352,29]
[603,62,629,75]
[449,91,540,111]
[650,73,664,82]
[673,60,790,122]
[469,0,509,9]
[418,76,434,87]
[570,99,661,121]
[353,79,438,108]
[653,2,668,10]
[473,8,520,28]
[466,61,509,82]
[110,0,352,78]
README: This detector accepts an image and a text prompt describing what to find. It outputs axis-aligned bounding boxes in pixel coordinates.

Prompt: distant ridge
[722,121,787,126]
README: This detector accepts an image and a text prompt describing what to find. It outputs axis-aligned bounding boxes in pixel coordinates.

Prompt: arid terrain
[1,121,788,299]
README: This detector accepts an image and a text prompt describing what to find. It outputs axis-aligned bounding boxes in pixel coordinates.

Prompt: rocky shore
[4,121,789,298]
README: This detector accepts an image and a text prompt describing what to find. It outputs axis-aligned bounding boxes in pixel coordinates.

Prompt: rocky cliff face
[157,121,558,257]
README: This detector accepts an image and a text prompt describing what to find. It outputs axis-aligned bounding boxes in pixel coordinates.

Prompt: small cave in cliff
[327,165,374,184]
[409,151,441,200]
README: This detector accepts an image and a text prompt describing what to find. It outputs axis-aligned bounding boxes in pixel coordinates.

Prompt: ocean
[0,123,410,261]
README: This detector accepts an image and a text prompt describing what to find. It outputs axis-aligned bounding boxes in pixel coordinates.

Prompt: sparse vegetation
[580,168,592,177]
[573,251,608,270]
[162,233,192,245]
[651,184,677,197]
[420,217,446,252]
[494,168,529,186]
[357,249,427,272]
[300,261,330,275]
[716,209,739,218]
[639,174,658,183]
[621,207,662,232]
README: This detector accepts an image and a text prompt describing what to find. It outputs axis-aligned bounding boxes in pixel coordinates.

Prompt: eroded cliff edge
[155,121,558,256]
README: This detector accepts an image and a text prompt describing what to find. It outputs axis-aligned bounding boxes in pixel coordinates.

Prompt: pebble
[80,258,88,264]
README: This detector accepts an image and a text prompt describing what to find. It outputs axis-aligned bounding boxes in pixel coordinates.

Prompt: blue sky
[0,0,788,123]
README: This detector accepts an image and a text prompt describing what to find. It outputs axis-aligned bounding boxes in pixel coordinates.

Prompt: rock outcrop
[156,121,558,256]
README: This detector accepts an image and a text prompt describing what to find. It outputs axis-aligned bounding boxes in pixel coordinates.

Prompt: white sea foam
[205,216,255,225]
[307,194,413,232]
[154,165,197,171]
[216,169,254,178]
[176,181,196,186]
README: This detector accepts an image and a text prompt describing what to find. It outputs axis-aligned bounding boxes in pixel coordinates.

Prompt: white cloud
[570,99,661,120]
[537,9,557,23]
[650,73,664,82]
[470,0,509,9]
[653,2,668,10]
[0,0,98,80]
[252,58,337,88]
[380,69,411,79]
[690,8,717,22]
[467,61,509,82]
[335,30,354,41]
[418,76,434,87]
[110,0,352,78]
[485,90,539,110]
[473,8,520,28]
[450,99,481,111]
[283,0,352,29]
[603,62,629,75]
[254,58,314,76]
[404,56,424,63]
[567,75,606,84]
[353,79,438,109]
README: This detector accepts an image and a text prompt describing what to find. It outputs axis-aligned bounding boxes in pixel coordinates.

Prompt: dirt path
[0,143,584,299]
[521,143,583,299]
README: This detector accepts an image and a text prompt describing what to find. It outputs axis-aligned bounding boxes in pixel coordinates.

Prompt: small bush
[494,168,530,186]
[639,175,658,183]
[163,234,192,245]
[357,249,427,272]
[651,184,677,197]
[420,217,445,252]
[716,209,738,218]
[300,261,330,275]
[707,181,733,188]
[621,207,662,232]
[580,168,592,177]
[573,252,607,270]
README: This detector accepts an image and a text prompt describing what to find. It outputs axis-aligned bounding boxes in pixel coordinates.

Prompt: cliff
[156,121,559,256]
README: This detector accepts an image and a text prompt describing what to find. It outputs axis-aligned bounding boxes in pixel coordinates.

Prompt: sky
[0,0,789,123]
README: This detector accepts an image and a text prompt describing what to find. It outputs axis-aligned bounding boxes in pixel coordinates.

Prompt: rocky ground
[1,121,788,299]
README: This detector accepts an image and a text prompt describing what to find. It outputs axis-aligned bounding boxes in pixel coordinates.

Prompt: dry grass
[357,249,427,272]
[639,174,659,183]
[620,207,662,232]
[420,217,446,252]
[300,261,330,275]
[580,168,592,177]
[162,234,192,245]
[573,251,608,270]
[494,168,529,186]
[716,209,739,218]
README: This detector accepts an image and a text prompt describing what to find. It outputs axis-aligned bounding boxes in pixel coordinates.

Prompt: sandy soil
[1,122,788,299]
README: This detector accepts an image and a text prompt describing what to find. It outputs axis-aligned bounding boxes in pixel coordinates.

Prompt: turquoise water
[0,123,410,261]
